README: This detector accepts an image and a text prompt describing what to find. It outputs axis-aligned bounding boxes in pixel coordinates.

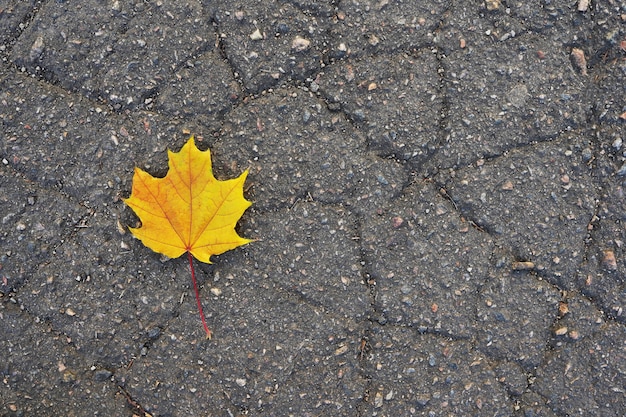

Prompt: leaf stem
[188,251,212,339]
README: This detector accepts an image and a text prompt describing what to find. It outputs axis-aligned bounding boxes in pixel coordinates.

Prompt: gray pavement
[1,1,625,416]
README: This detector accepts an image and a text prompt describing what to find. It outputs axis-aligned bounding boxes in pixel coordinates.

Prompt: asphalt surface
[1,1,625,416]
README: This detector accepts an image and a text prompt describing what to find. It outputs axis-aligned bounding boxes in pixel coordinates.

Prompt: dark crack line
[0,0,46,59]
[0,164,93,296]
[117,385,153,417]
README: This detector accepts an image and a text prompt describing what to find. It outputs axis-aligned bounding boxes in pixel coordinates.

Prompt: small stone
[374,391,383,408]
[485,0,500,11]
[275,23,289,34]
[334,344,349,355]
[29,36,45,61]
[65,308,76,317]
[501,180,514,190]
[577,0,589,12]
[570,48,587,76]
[291,36,311,52]
[555,326,568,336]
[392,216,403,228]
[94,370,113,382]
[235,378,247,387]
[210,287,222,296]
[512,261,535,270]
[368,34,380,46]
[250,29,263,40]
[62,370,77,383]
[569,330,580,340]
[602,249,617,270]
[367,82,377,91]
[416,394,430,406]
[147,328,161,339]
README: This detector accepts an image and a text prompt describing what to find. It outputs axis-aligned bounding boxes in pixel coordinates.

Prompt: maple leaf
[124,136,252,338]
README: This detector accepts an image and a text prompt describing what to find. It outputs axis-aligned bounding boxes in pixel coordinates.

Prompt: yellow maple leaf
[124,136,252,338]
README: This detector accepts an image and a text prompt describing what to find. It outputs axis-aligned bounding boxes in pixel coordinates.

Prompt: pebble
[374,391,383,408]
[569,330,581,340]
[147,328,161,339]
[512,261,535,270]
[94,370,113,381]
[334,344,348,355]
[291,36,311,52]
[249,29,263,40]
[275,23,289,34]
[485,0,500,11]
[570,48,587,76]
[29,36,44,61]
[602,249,617,270]
[554,326,568,336]
[501,180,514,190]
[392,216,403,228]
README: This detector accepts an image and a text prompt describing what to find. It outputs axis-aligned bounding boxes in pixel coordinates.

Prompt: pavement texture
[1,0,625,416]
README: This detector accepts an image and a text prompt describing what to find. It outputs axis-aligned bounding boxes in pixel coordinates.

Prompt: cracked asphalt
[1,1,625,416]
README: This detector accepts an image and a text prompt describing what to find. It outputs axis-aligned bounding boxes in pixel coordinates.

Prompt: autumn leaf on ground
[124,136,252,338]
